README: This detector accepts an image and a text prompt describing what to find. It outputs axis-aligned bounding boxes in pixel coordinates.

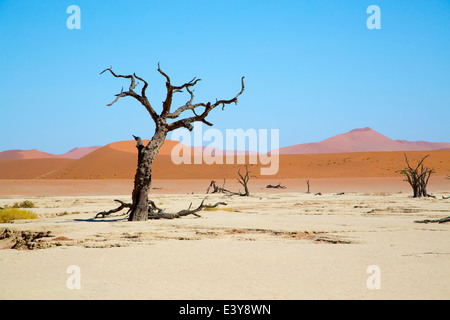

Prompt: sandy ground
[0,179,449,300]
[1,176,449,196]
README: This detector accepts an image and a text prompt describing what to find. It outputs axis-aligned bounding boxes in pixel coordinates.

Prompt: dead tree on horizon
[237,165,253,196]
[397,154,435,198]
[266,182,286,189]
[206,179,232,194]
[97,64,245,221]
[206,166,254,196]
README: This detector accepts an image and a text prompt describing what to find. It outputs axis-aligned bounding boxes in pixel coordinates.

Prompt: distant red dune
[0,158,75,179]
[34,148,450,180]
[277,127,450,154]
[1,128,449,180]
[0,149,58,160]
[0,146,101,160]
[57,146,102,159]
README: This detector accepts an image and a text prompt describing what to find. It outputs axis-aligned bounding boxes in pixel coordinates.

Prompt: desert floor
[0,178,449,300]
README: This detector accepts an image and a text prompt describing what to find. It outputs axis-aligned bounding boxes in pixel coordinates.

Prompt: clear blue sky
[1,0,449,154]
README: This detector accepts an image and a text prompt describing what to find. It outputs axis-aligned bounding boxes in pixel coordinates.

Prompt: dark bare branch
[172,78,202,91]
[206,179,233,194]
[95,199,132,219]
[266,183,286,189]
[95,198,227,220]
[167,87,206,119]
[101,67,159,122]
[100,67,137,92]
[148,199,164,213]
[158,63,204,117]
[133,73,149,98]
[216,76,245,110]
[167,76,245,132]
[415,216,450,224]
[105,92,127,107]
[148,199,227,219]
[192,108,214,126]
[157,62,171,84]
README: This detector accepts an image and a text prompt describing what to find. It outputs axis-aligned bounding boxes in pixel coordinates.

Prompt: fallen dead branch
[95,198,227,220]
[148,199,227,220]
[266,183,286,189]
[206,179,233,194]
[207,165,255,197]
[414,216,450,224]
[95,200,132,219]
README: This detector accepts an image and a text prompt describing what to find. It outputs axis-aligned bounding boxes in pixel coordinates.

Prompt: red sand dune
[1,128,449,180]
[41,140,183,179]
[41,143,450,180]
[57,146,102,159]
[0,149,58,160]
[278,127,450,154]
[1,140,449,180]
[0,146,101,160]
[108,139,179,155]
[0,158,75,179]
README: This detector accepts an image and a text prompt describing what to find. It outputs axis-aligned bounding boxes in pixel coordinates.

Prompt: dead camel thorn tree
[397,154,435,198]
[206,165,255,196]
[237,165,255,196]
[97,64,245,221]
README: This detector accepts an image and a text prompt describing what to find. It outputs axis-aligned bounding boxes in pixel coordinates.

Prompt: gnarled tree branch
[95,199,132,219]
[167,76,245,132]
[100,67,159,122]
[94,198,227,220]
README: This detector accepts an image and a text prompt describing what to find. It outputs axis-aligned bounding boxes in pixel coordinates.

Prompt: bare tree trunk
[306,179,310,194]
[129,128,168,221]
